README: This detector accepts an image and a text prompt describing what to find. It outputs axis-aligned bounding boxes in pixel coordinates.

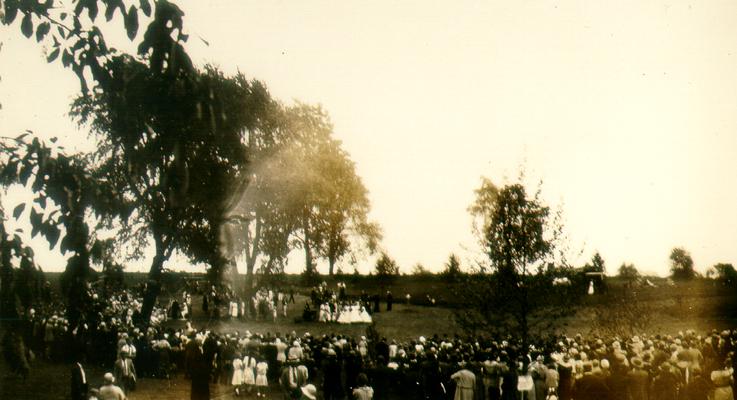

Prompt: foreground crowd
[69,324,736,400]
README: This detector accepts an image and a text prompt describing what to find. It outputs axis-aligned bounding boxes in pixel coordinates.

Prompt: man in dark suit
[71,359,88,400]
[188,336,211,400]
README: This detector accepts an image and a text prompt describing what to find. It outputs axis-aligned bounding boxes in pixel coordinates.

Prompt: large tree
[1,135,122,328]
[6,0,281,322]
[458,177,580,346]
[228,104,380,279]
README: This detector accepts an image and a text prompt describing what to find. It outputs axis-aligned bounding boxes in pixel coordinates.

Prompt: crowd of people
[306,282,394,325]
[67,323,737,400]
[202,284,295,322]
[3,280,736,400]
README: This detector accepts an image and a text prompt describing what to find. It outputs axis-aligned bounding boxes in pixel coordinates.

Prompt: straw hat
[301,384,317,400]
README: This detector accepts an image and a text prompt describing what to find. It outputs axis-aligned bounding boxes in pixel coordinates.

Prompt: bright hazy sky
[2,1,737,276]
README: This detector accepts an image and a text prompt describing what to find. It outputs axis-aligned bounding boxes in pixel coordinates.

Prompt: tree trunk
[0,255,17,320]
[139,251,166,326]
[328,253,336,276]
[303,212,314,274]
[244,217,261,290]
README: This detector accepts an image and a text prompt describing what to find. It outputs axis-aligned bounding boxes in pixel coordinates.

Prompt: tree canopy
[669,247,696,281]
[458,177,579,345]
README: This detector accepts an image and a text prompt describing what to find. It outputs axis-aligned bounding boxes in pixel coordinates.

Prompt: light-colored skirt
[231,368,244,386]
[243,368,255,385]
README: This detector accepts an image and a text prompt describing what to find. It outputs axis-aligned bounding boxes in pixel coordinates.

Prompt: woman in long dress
[255,359,269,398]
[319,303,330,323]
[337,305,351,324]
[243,353,256,395]
[349,304,362,323]
[231,354,244,395]
[359,306,372,324]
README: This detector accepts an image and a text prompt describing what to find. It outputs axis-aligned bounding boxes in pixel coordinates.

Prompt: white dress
[231,358,244,385]
[319,304,330,323]
[255,361,268,387]
[359,306,372,323]
[337,306,351,324]
[243,356,256,385]
[349,304,362,323]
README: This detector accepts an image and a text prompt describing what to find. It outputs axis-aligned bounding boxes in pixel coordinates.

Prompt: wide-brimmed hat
[301,384,317,400]
[631,357,644,368]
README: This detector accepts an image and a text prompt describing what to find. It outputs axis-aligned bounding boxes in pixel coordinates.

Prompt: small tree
[375,252,399,287]
[442,253,462,282]
[712,263,737,286]
[411,262,431,276]
[583,251,607,293]
[617,263,640,283]
[459,177,578,346]
[670,247,696,281]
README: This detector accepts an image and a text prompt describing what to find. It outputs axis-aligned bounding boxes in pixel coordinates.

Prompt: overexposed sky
[2,1,737,276]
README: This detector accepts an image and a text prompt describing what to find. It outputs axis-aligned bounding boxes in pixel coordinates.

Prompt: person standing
[626,357,649,400]
[113,351,136,395]
[70,359,88,400]
[189,337,211,400]
[255,357,269,398]
[98,373,126,400]
[353,373,374,400]
[451,364,476,400]
[386,291,393,311]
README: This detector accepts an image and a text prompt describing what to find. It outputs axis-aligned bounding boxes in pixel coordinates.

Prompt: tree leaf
[12,203,25,219]
[3,0,19,24]
[46,225,60,249]
[46,47,60,63]
[88,0,99,21]
[104,0,116,21]
[140,0,151,17]
[30,208,42,237]
[21,13,33,38]
[61,50,72,67]
[34,196,47,209]
[35,21,50,42]
[73,0,85,16]
[125,5,139,40]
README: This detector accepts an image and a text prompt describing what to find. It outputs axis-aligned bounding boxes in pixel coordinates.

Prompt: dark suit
[71,363,88,400]
[574,373,610,400]
[188,347,211,400]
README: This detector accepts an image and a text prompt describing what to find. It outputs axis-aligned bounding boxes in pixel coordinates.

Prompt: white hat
[301,384,317,400]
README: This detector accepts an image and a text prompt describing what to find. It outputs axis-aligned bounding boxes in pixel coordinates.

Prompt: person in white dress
[231,354,244,395]
[337,305,351,324]
[349,304,362,323]
[275,338,287,365]
[229,301,238,318]
[359,306,372,324]
[243,353,256,394]
[319,303,330,323]
[255,359,269,398]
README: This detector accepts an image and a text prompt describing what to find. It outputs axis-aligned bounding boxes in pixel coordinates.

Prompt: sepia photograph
[0,1,736,399]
